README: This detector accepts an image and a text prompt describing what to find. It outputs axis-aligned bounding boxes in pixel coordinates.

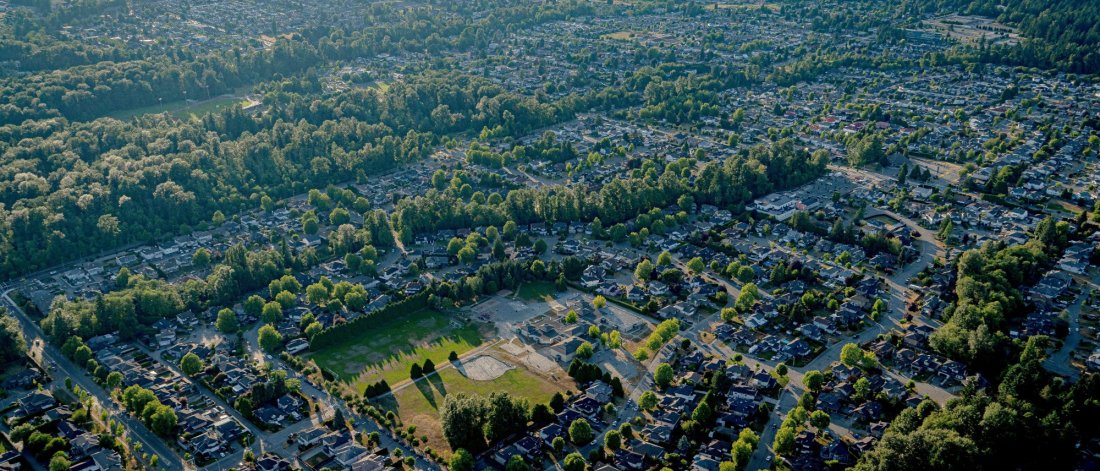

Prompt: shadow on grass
[427,372,448,398]
[315,310,485,382]
[414,379,438,410]
[373,395,400,415]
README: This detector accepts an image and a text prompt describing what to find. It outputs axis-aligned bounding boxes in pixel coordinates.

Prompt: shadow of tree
[414,379,438,410]
[327,312,484,385]
[373,395,400,415]
[427,372,448,398]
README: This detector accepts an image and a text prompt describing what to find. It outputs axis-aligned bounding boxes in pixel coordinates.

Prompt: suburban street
[2,290,187,471]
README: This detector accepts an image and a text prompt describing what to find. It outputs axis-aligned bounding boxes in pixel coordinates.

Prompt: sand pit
[459,355,513,381]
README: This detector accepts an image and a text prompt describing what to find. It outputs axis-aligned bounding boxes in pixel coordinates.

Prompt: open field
[307,309,487,392]
[705,2,780,12]
[377,355,572,456]
[922,14,1021,46]
[600,30,673,43]
[516,281,556,301]
[109,93,254,121]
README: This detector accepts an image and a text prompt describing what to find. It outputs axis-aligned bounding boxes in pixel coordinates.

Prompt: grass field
[602,31,639,40]
[308,309,485,392]
[706,2,780,11]
[378,363,569,456]
[109,94,248,121]
[516,281,556,301]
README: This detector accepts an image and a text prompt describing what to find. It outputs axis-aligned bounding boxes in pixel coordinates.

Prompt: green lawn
[307,309,484,391]
[516,281,556,301]
[380,364,568,455]
[109,95,246,121]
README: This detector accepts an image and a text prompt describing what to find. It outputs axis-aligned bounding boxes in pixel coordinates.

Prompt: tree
[635,259,654,280]
[216,308,239,334]
[410,363,423,379]
[49,452,70,471]
[563,453,586,471]
[329,207,350,226]
[333,407,346,428]
[773,426,795,456]
[532,403,555,425]
[450,449,475,471]
[810,410,830,432]
[736,283,759,311]
[604,429,622,450]
[533,238,548,254]
[654,363,674,389]
[275,290,297,309]
[569,419,594,445]
[692,400,713,423]
[422,358,436,374]
[244,295,265,318]
[564,310,578,323]
[261,301,283,324]
[550,392,565,412]
[731,427,758,469]
[937,218,954,242]
[550,435,567,453]
[608,330,622,349]
[592,295,607,310]
[0,313,27,363]
[179,353,203,376]
[736,265,755,283]
[484,392,530,444]
[106,371,123,389]
[576,341,594,359]
[505,455,530,471]
[258,324,283,352]
[441,393,488,452]
[192,248,211,268]
[853,376,871,401]
[803,370,824,393]
[306,283,329,305]
[686,257,705,274]
[848,134,885,167]
[152,403,179,433]
[457,246,477,264]
[74,345,93,367]
[302,213,319,234]
[656,251,672,266]
[502,221,518,241]
[840,343,877,369]
[304,321,323,340]
[588,325,601,338]
[447,238,465,256]
[639,390,658,410]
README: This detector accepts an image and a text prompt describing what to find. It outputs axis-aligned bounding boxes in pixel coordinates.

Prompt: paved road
[2,290,187,471]
[1044,286,1092,380]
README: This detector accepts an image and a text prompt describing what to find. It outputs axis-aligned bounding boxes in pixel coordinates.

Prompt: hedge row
[308,289,432,350]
